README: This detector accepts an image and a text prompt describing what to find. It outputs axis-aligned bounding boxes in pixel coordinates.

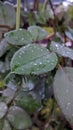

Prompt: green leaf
[7,106,32,129]
[0,102,8,119]
[15,91,41,114]
[65,28,73,41]
[0,1,15,28]
[3,88,15,104]
[4,29,33,46]
[50,41,73,59]
[0,39,10,57]
[28,25,48,41]
[11,44,58,75]
[53,67,73,125]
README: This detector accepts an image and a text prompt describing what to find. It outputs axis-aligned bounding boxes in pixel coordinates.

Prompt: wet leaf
[5,73,21,91]
[11,44,58,75]
[50,41,73,60]
[0,102,8,119]
[28,25,48,41]
[53,67,73,125]
[65,28,73,41]
[4,29,33,46]
[0,39,10,57]
[3,88,15,104]
[15,91,41,114]
[0,1,16,28]
[7,106,32,129]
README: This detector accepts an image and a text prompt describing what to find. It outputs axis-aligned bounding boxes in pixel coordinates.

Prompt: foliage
[0,1,73,130]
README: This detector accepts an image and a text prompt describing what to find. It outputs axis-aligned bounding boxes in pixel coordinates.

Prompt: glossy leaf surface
[11,44,58,75]
[28,25,48,41]
[15,91,41,113]
[5,29,33,46]
[50,41,73,59]
[7,106,32,129]
[54,67,73,125]
[0,102,8,119]
[0,1,15,28]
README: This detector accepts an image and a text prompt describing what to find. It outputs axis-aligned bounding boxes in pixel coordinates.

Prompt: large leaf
[0,1,16,28]
[53,67,73,125]
[15,91,41,114]
[28,25,48,41]
[10,44,58,75]
[50,41,73,60]
[7,106,32,129]
[0,102,8,119]
[4,29,33,46]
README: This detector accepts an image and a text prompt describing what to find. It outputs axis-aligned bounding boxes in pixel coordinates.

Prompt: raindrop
[41,49,43,52]
[19,52,22,56]
[55,44,59,48]
[23,46,25,49]
[39,62,42,65]
[66,102,71,109]
[36,68,39,71]
[22,51,25,54]
[21,38,24,41]
[19,55,21,58]
[34,63,37,66]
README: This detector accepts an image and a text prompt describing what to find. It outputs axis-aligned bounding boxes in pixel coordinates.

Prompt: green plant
[0,1,73,130]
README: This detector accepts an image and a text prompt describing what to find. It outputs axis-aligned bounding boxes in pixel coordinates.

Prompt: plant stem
[42,0,48,12]
[16,0,21,29]
[48,0,57,33]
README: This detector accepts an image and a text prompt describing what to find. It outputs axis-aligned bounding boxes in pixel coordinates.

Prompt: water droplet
[19,55,21,58]
[34,63,37,66]
[55,44,59,48]
[23,46,25,49]
[21,38,24,41]
[66,102,71,109]
[36,68,39,71]
[39,62,42,65]
[22,50,25,54]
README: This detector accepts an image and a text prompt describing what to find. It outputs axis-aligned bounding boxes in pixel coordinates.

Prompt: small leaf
[0,39,10,57]
[4,29,33,46]
[28,25,48,41]
[0,102,8,119]
[15,91,41,114]
[7,106,32,129]
[3,88,15,104]
[53,67,73,125]
[50,41,73,60]
[0,1,16,28]
[65,28,73,41]
[10,44,58,75]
